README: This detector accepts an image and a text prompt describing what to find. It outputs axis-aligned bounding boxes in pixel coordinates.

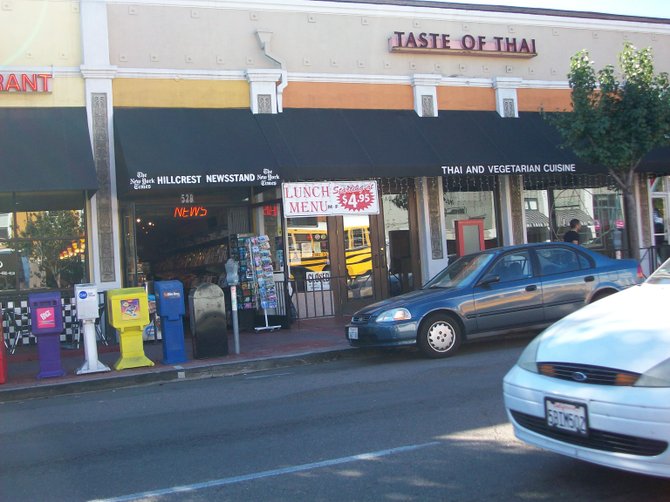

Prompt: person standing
[563,219,582,245]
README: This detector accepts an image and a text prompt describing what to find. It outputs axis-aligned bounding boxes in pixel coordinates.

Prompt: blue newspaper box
[29,292,65,378]
[154,280,187,364]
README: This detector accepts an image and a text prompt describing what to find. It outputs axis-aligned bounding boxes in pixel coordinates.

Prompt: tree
[19,210,84,288]
[548,43,670,259]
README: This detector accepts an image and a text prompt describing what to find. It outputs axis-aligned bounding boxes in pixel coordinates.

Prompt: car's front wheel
[418,313,462,358]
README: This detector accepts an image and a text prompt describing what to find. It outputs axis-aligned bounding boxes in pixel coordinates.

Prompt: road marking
[89,441,440,502]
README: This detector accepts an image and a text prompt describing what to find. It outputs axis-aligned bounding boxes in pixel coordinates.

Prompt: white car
[503,258,670,478]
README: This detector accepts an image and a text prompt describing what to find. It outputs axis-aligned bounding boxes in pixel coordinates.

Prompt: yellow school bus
[287,225,372,279]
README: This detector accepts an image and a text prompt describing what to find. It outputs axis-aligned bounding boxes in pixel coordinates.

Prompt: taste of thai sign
[389,31,537,58]
[282,181,380,217]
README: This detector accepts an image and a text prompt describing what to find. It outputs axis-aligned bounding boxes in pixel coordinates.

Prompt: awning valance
[113,108,670,197]
[114,108,284,196]
[0,107,98,193]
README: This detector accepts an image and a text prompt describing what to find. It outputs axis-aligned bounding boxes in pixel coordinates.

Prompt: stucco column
[416,177,449,280]
[81,0,122,289]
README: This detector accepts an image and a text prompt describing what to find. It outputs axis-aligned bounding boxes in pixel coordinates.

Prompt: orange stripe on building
[517,88,572,112]
[283,82,413,109]
[437,87,496,110]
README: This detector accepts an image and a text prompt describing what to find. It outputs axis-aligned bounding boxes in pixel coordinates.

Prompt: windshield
[424,252,494,289]
[647,258,670,285]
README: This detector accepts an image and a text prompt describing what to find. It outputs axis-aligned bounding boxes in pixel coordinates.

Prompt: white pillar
[411,74,442,117]
[81,1,122,290]
[416,177,449,280]
[499,176,519,245]
[493,77,522,118]
[247,69,283,114]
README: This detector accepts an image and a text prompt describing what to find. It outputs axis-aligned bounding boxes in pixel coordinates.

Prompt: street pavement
[0,316,359,402]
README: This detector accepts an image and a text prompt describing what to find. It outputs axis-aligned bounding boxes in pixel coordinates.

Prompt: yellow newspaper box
[107,287,155,370]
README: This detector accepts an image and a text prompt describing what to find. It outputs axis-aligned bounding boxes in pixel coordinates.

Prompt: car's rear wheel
[418,313,462,358]
[591,289,616,303]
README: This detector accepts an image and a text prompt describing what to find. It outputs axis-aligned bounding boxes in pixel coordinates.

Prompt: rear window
[537,247,589,276]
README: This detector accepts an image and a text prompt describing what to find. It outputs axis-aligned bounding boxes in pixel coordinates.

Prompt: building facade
[2,0,669,337]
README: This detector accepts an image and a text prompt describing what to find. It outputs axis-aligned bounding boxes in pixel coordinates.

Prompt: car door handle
[526,285,537,292]
[584,276,595,282]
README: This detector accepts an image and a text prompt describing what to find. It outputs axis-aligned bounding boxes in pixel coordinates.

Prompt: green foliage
[19,211,84,288]
[22,210,82,240]
[548,43,670,179]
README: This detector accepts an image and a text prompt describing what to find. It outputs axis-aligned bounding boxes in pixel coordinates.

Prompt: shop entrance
[285,213,386,317]
[329,214,388,315]
[281,179,421,319]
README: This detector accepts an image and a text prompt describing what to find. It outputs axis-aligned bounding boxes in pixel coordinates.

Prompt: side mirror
[478,274,500,287]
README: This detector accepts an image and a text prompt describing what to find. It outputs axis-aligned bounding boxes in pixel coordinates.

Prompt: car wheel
[591,289,615,303]
[418,313,462,358]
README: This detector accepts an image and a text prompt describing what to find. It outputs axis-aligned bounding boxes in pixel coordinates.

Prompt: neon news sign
[173,206,209,219]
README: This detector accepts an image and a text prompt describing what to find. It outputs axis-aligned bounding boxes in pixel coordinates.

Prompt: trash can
[155,280,187,364]
[29,291,65,378]
[189,283,228,359]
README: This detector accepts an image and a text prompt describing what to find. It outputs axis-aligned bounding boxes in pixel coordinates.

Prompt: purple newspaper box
[29,292,65,378]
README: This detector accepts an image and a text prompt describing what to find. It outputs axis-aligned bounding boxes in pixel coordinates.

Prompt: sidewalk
[0,316,356,402]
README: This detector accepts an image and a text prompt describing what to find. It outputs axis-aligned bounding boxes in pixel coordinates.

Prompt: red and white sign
[0,72,53,93]
[35,307,56,330]
[282,181,380,217]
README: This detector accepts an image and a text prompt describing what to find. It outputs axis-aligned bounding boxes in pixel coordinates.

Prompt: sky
[418,0,670,19]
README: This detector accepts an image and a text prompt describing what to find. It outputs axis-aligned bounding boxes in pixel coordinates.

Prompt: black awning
[114,108,283,196]
[113,107,670,195]
[639,147,670,174]
[414,111,608,177]
[256,109,439,179]
[0,107,97,192]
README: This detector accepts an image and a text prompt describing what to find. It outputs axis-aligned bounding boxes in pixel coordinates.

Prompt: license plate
[348,327,358,340]
[545,398,588,436]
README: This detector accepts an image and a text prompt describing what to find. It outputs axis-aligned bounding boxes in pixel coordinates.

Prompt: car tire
[591,289,615,303]
[418,313,462,358]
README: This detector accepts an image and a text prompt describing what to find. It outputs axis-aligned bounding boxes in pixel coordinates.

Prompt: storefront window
[254,202,283,272]
[524,187,623,249]
[286,216,329,287]
[383,193,413,295]
[443,190,498,255]
[650,177,670,263]
[0,192,87,291]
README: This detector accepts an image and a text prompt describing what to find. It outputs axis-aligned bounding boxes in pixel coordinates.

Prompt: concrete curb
[0,347,374,403]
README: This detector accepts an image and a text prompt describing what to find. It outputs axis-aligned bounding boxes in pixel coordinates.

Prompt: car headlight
[635,358,670,387]
[516,334,544,373]
[375,308,412,323]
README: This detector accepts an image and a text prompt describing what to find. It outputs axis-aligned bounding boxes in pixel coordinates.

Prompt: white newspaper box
[74,283,109,374]
[75,283,99,320]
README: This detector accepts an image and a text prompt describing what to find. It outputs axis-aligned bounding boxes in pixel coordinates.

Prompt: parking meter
[29,292,65,378]
[225,258,239,286]
[225,258,240,355]
[154,280,187,364]
[75,284,110,375]
[612,229,623,259]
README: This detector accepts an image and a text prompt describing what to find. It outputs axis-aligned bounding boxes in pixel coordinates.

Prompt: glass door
[335,213,388,315]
